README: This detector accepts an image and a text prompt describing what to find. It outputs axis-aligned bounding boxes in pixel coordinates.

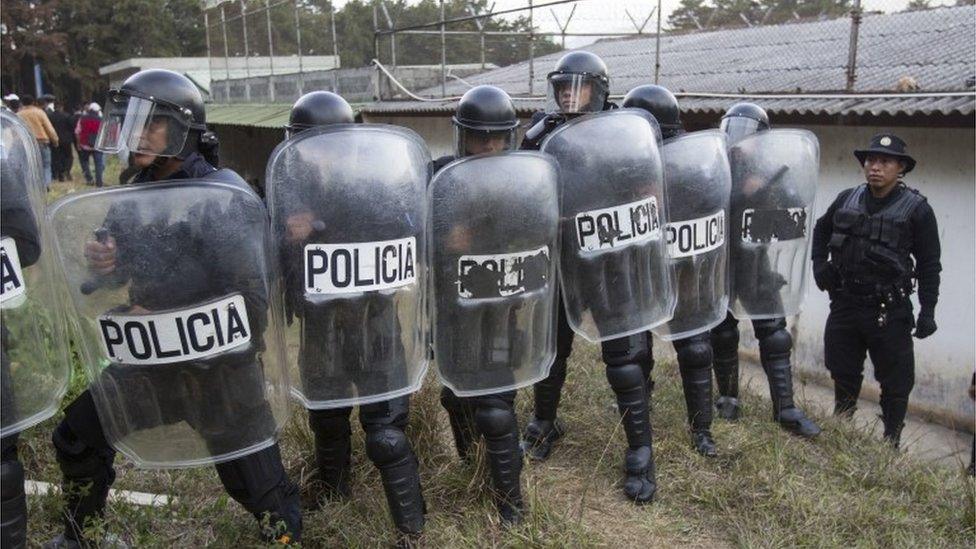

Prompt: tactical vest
[828,183,924,290]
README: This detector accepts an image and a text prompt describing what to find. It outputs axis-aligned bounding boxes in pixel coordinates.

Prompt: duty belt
[836,278,913,328]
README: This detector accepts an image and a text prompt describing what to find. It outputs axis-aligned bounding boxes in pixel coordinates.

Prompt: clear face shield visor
[95,94,193,157]
[454,126,516,158]
[545,74,607,114]
[720,116,761,146]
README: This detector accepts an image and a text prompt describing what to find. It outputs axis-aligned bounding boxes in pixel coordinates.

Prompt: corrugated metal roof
[207,104,294,128]
[361,94,975,119]
[362,5,975,118]
[207,103,366,128]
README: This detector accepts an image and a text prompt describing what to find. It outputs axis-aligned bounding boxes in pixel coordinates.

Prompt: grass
[19,166,976,548]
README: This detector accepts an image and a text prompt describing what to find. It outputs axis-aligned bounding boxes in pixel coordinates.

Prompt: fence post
[845,0,862,92]
[654,0,662,84]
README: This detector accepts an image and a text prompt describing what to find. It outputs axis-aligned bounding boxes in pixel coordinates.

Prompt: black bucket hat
[854,133,916,174]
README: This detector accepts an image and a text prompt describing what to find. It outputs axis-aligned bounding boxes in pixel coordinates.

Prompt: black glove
[813,261,839,292]
[914,314,937,339]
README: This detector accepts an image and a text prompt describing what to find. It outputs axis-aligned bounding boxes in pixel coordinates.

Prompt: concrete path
[739,359,974,469]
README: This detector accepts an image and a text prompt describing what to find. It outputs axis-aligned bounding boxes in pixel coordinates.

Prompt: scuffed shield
[541,109,675,341]
[266,124,429,409]
[727,129,819,319]
[429,152,559,396]
[653,130,732,341]
[47,179,290,468]
[1,110,70,438]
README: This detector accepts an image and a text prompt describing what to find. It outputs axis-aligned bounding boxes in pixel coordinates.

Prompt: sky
[333,0,962,48]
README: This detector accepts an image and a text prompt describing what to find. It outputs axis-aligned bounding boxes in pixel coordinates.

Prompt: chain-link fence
[204,0,975,104]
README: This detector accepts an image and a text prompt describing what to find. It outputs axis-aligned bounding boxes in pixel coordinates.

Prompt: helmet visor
[546,74,607,114]
[95,94,191,157]
[720,116,761,146]
[454,126,516,158]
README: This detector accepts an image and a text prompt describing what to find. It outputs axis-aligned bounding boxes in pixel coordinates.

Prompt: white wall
[364,113,976,423]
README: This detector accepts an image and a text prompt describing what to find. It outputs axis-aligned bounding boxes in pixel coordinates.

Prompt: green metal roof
[207,103,366,129]
[206,104,293,129]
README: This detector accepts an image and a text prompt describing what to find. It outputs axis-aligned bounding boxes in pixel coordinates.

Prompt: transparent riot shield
[265,124,429,409]
[47,180,291,468]
[540,108,675,341]
[429,152,559,396]
[653,130,731,341]
[1,110,70,438]
[727,129,819,319]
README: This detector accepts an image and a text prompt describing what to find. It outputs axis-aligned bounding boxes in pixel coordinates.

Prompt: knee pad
[605,362,646,393]
[474,405,516,439]
[752,317,787,341]
[52,421,115,482]
[364,426,411,467]
[307,408,352,438]
[601,334,651,368]
[758,326,792,359]
[1,459,24,501]
[710,322,739,356]
[675,337,713,372]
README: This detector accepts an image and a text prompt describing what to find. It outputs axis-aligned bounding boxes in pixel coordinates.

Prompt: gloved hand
[914,314,937,339]
[812,261,839,292]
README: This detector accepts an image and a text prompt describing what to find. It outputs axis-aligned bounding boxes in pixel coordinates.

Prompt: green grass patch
[17,337,975,547]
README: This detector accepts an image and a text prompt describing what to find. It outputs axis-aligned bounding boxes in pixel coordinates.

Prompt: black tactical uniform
[812,133,940,447]
[45,70,301,548]
[276,91,427,538]
[433,85,526,524]
[520,52,657,504]
[622,84,719,457]
[709,103,820,439]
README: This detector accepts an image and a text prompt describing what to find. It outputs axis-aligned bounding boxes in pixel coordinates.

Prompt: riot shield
[1,110,70,438]
[265,124,429,409]
[727,129,819,319]
[429,152,559,396]
[653,130,731,341]
[47,180,291,468]
[540,108,675,341]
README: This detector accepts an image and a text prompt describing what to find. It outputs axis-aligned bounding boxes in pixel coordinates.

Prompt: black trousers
[824,297,915,407]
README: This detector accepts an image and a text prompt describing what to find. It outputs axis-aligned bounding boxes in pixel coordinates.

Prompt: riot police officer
[2,111,72,549]
[623,85,724,457]
[433,85,533,524]
[709,103,821,439]
[521,52,659,504]
[812,133,940,447]
[44,70,301,548]
[271,91,428,541]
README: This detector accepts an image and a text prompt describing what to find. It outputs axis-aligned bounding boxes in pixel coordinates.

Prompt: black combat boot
[880,396,909,449]
[308,410,353,500]
[521,358,567,460]
[758,327,821,438]
[441,388,478,461]
[606,361,656,504]
[474,400,524,525]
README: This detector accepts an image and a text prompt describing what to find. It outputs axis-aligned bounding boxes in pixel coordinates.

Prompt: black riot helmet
[452,85,518,158]
[622,85,682,139]
[546,51,610,115]
[286,91,355,137]
[720,102,770,145]
[96,69,207,159]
